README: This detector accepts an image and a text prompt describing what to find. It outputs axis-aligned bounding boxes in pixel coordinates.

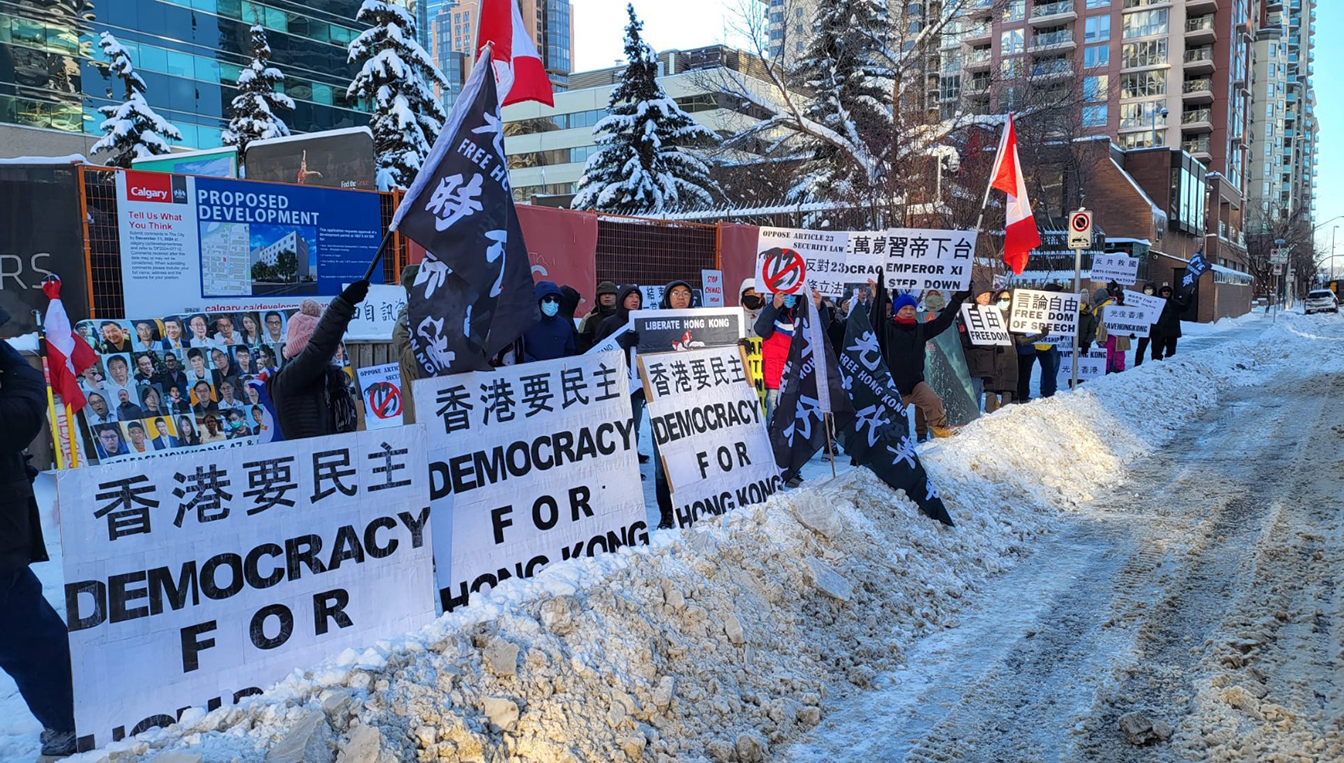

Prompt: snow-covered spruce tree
[785,0,893,210]
[346,0,449,190]
[91,32,181,168]
[571,4,720,214]
[222,24,294,156]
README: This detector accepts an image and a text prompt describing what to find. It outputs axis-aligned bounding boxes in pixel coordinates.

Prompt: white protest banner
[58,426,434,749]
[1008,289,1081,336]
[755,227,849,296]
[356,363,405,429]
[958,304,1013,346]
[700,269,725,307]
[859,228,978,295]
[1122,290,1166,324]
[586,324,639,394]
[1090,253,1140,285]
[1102,304,1152,338]
[1058,347,1107,384]
[630,307,744,355]
[345,284,407,340]
[638,345,781,529]
[413,350,645,612]
[638,285,665,308]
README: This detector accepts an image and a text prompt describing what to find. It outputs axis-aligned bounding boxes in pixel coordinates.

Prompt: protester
[740,279,763,337]
[392,264,421,424]
[1134,281,1158,366]
[652,279,709,524]
[267,281,367,440]
[522,281,578,362]
[0,333,76,760]
[872,278,970,439]
[923,289,947,313]
[1150,284,1185,360]
[990,289,1035,410]
[753,290,802,423]
[1029,284,1064,398]
[559,285,582,327]
[577,280,618,353]
[596,285,641,342]
[957,287,997,409]
[1094,286,1131,373]
[662,280,694,310]
[1074,290,1099,382]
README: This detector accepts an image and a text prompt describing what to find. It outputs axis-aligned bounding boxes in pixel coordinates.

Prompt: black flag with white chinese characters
[837,304,953,526]
[390,47,537,376]
[767,299,853,480]
[1180,250,1209,302]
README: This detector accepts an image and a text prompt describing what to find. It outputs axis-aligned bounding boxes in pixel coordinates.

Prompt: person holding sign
[753,288,827,424]
[1149,284,1187,362]
[1093,286,1132,374]
[957,288,998,409]
[1133,282,1158,366]
[871,278,970,439]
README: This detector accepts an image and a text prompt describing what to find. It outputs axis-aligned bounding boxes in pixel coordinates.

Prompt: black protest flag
[837,304,954,526]
[390,47,538,376]
[1180,250,1209,302]
[767,299,853,480]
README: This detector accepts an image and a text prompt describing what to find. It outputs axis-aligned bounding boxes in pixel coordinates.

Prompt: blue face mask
[541,301,560,317]
[782,295,797,308]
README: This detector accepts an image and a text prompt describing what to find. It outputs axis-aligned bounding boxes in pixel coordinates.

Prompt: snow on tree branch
[91,31,181,168]
[222,24,294,155]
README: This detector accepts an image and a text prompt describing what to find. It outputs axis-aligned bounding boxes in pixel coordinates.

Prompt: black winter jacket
[267,295,357,441]
[596,285,642,346]
[1152,290,1186,339]
[0,342,48,569]
[876,291,968,395]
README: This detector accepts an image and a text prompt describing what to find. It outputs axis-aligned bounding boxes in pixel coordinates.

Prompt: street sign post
[1067,209,1091,390]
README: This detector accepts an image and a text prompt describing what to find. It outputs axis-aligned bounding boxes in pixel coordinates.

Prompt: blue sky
[249,224,319,268]
[1311,1,1340,271]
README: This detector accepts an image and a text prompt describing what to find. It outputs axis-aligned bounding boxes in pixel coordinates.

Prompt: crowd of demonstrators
[521,281,578,362]
[266,280,367,441]
[871,277,970,440]
[1092,284,1132,374]
[577,281,619,352]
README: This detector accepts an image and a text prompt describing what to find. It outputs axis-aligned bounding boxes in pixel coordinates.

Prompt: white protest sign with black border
[1102,304,1152,338]
[638,345,781,529]
[1090,253,1140,285]
[629,307,744,355]
[756,227,848,296]
[585,324,639,393]
[356,363,405,429]
[57,426,434,751]
[958,304,1013,346]
[1008,289,1081,337]
[1057,347,1106,383]
[863,228,977,295]
[1122,290,1166,324]
[412,350,645,613]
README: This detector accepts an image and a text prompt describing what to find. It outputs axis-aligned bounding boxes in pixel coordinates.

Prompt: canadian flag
[988,114,1041,275]
[476,0,554,107]
[41,276,97,413]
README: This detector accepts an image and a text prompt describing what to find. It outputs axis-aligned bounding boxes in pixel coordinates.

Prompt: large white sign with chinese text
[56,426,434,750]
[412,350,645,612]
[638,346,780,529]
[1008,289,1082,337]
[1090,253,1140,285]
[755,227,977,298]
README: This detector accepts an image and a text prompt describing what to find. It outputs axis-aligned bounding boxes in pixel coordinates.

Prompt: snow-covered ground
[3,307,1329,761]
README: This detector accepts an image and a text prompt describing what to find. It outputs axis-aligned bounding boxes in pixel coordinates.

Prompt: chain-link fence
[594,214,719,291]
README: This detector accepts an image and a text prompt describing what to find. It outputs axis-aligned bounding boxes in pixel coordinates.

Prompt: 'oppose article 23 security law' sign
[413,350,646,612]
[57,426,435,750]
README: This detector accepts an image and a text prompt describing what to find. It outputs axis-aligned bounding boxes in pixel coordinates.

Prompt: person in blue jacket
[522,281,577,362]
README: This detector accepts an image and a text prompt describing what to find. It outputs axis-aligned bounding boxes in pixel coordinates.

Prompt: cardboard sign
[57,426,435,749]
[1008,289,1081,337]
[959,304,1013,346]
[1121,290,1166,324]
[639,346,781,529]
[1090,253,1140,285]
[356,363,404,429]
[1057,347,1107,383]
[630,307,744,355]
[345,284,407,340]
[412,350,646,612]
[700,269,725,307]
[1102,305,1152,338]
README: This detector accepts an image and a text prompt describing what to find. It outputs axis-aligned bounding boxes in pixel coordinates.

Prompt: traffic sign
[1067,209,1093,250]
[1273,263,1283,276]
[1270,248,1288,265]
[760,247,807,294]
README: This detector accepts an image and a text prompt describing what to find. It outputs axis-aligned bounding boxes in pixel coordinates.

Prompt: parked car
[1304,289,1339,314]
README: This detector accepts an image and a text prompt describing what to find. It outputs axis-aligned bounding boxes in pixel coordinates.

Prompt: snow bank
[69,318,1305,762]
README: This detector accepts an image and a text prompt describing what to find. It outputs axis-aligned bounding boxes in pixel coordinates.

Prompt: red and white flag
[41,276,97,413]
[987,114,1040,275]
[476,0,554,107]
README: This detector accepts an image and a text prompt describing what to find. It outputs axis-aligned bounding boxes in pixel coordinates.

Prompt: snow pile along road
[77,322,1292,762]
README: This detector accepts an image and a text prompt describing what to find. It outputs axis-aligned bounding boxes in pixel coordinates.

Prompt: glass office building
[2,0,370,150]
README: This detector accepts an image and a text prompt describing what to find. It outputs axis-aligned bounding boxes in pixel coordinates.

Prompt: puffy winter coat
[1094,292,1132,351]
[753,301,797,390]
[577,282,618,353]
[878,293,968,395]
[1152,287,1185,339]
[0,341,48,570]
[522,281,578,362]
[596,285,641,344]
[268,294,358,441]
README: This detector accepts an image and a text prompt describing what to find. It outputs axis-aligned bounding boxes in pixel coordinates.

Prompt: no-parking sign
[356,363,405,429]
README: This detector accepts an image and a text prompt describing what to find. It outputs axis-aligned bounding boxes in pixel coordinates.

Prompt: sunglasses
[541,296,561,304]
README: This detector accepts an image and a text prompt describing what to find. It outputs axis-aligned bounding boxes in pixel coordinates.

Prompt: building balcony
[963,49,993,69]
[1185,15,1217,45]
[1029,30,1076,52]
[1182,78,1214,103]
[963,22,993,44]
[1028,1,1076,26]
[1183,46,1216,75]
[1181,108,1213,132]
[1187,0,1218,13]
[1030,59,1074,80]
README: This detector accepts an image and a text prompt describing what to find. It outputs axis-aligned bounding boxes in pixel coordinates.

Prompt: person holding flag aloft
[754,287,827,425]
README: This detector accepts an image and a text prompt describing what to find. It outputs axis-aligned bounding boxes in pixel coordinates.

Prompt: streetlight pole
[1333,225,1338,282]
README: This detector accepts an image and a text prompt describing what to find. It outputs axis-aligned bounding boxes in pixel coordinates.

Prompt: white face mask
[996,300,1010,310]
[541,301,559,317]
[1144,288,1154,295]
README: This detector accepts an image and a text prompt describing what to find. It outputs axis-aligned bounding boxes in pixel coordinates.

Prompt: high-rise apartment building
[1246,0,1316,229]
[2,0,372,153]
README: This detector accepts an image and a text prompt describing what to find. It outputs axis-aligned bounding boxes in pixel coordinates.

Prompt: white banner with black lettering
[1122,290,1166,324]
[1008,289,1081,337]
[1090,253,1140,285]
[755,227,977,298]
[639,346,781,529]
[56,426,434,751]
[412,350,645,613]
[356,362,405,429]
[1058,347,1107,384]
[1102,304,1153,338]
[958,304,1013,346]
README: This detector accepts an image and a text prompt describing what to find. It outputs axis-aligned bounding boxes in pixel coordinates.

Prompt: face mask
[1144,288,1154,295]
[541,301,559,317]
[997,300,1010,310]
[742,295,763,310]
[782,295,797,308]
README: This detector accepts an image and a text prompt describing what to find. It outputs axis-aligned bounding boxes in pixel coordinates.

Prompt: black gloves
[951,290,973,303]
[341,279,370,305]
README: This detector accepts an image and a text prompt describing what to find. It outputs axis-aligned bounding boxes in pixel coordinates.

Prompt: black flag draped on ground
[837,303,954,526]
[390,47,537,376]
[768,298,853,480]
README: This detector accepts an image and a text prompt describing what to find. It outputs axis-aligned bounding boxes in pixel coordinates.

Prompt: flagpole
[65,402,78,468]
[361,228,398,284]
[35,327,65,471]
[974,113,1011,235]
[824,413,836,479]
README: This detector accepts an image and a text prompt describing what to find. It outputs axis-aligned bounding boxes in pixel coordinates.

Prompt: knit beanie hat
[893,293,918,313]
[596,280,618,297]
[400,263,420,292]
[283,300,322,360]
